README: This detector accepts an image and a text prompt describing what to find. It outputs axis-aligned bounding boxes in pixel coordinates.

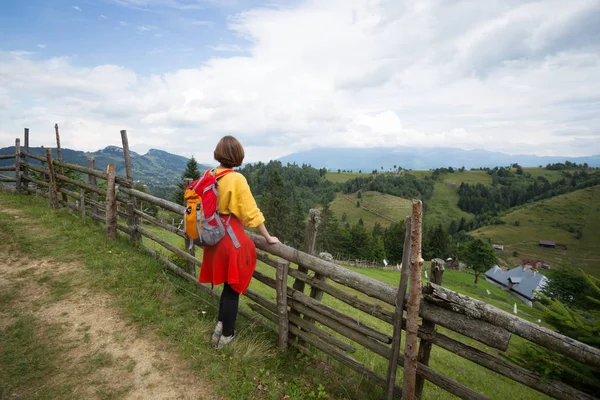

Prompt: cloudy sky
[1,0,599,163]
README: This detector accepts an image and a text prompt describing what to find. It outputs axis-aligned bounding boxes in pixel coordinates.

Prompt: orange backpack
[183,169,240,249]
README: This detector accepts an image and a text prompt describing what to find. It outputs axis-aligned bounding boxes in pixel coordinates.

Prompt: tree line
[457,167,600,215]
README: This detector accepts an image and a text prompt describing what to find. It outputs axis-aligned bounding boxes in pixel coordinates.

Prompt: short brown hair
[214,136,245,168]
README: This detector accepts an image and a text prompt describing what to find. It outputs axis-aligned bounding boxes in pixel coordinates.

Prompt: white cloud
[209,44,244,52]
[73,6,82,11]
[2,0,600,162]
[99,14,108,20]
[37,44,46,49]
[119,21,129,26]
[136,25,156,32]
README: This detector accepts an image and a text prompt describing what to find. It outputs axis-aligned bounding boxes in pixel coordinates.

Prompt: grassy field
[323,171,364,183]
[473,185,600,277]
[330,191,412,229]
[0,191,564,399]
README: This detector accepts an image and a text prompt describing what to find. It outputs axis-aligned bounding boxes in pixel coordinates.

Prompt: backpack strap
[214,169,234,180]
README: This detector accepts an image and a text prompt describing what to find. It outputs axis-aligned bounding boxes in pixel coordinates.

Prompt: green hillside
[473,185,600,276]
[330,191,413,230]
[324,171,363,183]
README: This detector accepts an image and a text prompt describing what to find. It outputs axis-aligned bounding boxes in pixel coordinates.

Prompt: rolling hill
[473,185,600,276]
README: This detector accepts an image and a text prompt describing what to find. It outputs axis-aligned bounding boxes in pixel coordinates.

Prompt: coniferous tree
[382,221,406,264]
[260,170,291,243]
[173,156,202,203]
[288,201,306,249]
[316,202,341,255]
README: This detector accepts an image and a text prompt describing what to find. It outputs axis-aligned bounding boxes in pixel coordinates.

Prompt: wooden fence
[3,127,600,400]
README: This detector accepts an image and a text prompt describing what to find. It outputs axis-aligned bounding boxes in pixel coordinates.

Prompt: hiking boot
[210,324,222,346]
[216,334,235,349]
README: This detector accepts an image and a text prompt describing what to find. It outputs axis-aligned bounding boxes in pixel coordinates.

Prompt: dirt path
[0,210,219,400]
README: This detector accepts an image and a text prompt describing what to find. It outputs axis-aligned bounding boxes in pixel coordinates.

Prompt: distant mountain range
[2,144,599,185]
[0,145,211,184]
[277,147,600,171]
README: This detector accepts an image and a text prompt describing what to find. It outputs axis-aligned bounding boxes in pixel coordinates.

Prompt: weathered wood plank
[20,151,45,163]
[429,330,598,400]
[54,124,68,204]
[0,155,15,160]
[0,166,16,171]
[119,186,185,214]
[0,175,16,183]
[415,258,445,398]
[87,157,99,216]
[253,270,392,344]
[105,164,117,240]
[134,209,186,238]
[23,128,29,192]
[403,200,423,400]
[15,139,21,194]
[137,226,202,266]
[46,149,58,209]
[21,175,49,188]
[276,258,290,351]
[424,282,600,368]
[291,299,490,400]
[386,216,411,400]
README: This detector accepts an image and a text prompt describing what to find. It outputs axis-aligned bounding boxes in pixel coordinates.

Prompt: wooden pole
[87,157,99,216]
[294,208,321,291]
[290,209,320,344]
[385,216,411,400]
[106,164,117,240]
[15,139,21,194]
[79,188,86,219]
[276,258,290,352]
[54,123,62,162]
[415,258,444,398]
[54,123,68,204]
[121,130,142,247]
[23,128,29,192]
[403,200,423,399]
[46,149,59,209]
[182,177,196,276]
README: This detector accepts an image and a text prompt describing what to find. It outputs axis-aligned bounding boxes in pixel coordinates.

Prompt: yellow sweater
[216,169,265,228]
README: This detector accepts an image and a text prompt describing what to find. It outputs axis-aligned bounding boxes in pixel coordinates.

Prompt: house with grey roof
[485,265,549,306]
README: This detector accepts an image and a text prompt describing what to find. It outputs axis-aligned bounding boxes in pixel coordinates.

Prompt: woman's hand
[257,224,280,244]
[266,236,280,244]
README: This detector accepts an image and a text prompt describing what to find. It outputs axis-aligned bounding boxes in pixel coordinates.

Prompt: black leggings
[218,282,240,337]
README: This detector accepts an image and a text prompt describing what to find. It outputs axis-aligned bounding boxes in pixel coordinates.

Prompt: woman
[199,135,279,349]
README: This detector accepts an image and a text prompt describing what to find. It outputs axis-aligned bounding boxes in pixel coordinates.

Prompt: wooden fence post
[182,178,196,276]
[55,123,68,204]
[385,216,412,400]
[106,164,117,240]
[15,139,21,194]
[403,200,424,399]
[79,188,86,219]
[415,258,445,398]
[121,130,142,247]
[290,209,320,344]
[46,149,59,209]
[276,257,290,352]
[23,128,29,193]
[293,209,321,292]
[87,157,98,216]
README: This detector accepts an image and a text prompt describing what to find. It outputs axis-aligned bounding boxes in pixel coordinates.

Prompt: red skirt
[199,216,256,294]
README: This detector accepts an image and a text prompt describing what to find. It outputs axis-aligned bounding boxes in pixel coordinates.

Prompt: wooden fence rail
[3,127,599,400]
